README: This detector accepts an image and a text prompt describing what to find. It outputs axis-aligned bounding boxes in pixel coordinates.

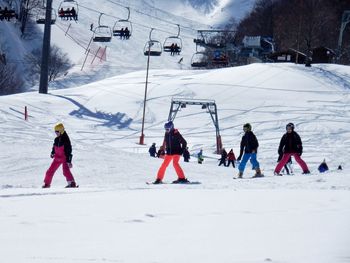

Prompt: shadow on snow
[52,94,133,129]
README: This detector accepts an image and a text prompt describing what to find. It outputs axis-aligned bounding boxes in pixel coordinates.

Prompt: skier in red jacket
[226,149,236,167]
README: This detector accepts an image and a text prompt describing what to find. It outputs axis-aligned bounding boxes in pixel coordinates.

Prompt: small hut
[312,47,335,63]
[268,49,307,64]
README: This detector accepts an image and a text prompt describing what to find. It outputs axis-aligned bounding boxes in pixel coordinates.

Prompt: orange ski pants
[157,154,185,180]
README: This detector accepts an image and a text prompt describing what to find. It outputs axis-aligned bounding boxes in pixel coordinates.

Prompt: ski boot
[302,170,311,175]
[274,171,282,176]
[172,178,189,184]
[153,179,163,184]
[252,168,264,178]
[236,172,243,179]
[65,181,77,188]
[42,183,50,188]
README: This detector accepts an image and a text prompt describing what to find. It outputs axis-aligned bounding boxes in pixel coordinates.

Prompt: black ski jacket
[220,149,227,161]
[278,131,303,155]
[51,132,73,163]
[163,129,187,155]
[239,131,259,157]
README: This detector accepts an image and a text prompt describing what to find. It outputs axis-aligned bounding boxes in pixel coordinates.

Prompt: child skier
[218,148,227,166]
[43,123,77,188]
[148,143,157,157]
[226,149,236,168]
[153,121,189,184]
[236,123,263,178]
[274,123,310,175]
[197,149,204,164]
[318,159,329,173]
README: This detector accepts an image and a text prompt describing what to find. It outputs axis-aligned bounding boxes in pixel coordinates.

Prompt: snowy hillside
[0,0,254,92]
[0,63,350,262]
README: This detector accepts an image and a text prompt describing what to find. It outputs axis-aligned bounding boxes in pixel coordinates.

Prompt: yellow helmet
[54,123,65,135]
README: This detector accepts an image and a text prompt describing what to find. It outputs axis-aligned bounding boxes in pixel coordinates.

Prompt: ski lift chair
[93,26,112,42]
[143,28,162,56]
[163,36,182,53]
[113,21,132,38]
[191,52,209,68]
[58,0,78,20]
[112,7,132,39]
[143,40,162,56]
[163,25,182,54]
[36,8,57,24]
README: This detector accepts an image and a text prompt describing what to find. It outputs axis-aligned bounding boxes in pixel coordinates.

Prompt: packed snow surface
[1,63,350,262]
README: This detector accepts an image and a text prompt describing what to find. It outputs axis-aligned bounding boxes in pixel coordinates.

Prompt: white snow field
[1,63,350,262]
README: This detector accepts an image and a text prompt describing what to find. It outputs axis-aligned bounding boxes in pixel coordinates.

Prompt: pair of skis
[146,181,201,185]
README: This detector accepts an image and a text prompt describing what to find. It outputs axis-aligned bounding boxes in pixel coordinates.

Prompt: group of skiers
[218,148,236,167]
[117,27,131,39]
[58,7,78,21]
[147,121,312,184]
[169,43,180,56]
[44,121,339,187]
[0,6,17,21]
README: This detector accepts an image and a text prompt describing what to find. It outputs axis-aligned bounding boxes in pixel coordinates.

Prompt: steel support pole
[139,42,151,145]
[39,0,52,94]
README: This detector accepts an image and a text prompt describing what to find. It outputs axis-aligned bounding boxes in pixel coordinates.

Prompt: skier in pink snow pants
[274,123,310,175]
[43,123,77,188]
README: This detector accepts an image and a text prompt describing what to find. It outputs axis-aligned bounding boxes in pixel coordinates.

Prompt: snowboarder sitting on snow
[318,159,329,173]
[218,148,227,166]
[237,123,262,178]
[197,149,204,164]
[148,143,157,157]
[274,123,310,175]
[227,149,236,168]
[183,147,190,162]
[43,123,77,188]
[153,121,189,184]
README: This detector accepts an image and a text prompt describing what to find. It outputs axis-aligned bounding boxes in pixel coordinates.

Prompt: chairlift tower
[193,29,236,68]
[39,0,53,94]
[168,98,222,154]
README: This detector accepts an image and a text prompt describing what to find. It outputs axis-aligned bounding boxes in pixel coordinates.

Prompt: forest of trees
[232,0,350,64]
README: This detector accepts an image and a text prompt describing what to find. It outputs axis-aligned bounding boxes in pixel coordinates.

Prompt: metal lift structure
[168,98,222,154]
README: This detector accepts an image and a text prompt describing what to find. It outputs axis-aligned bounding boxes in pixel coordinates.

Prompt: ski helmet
[243,123,252,131]
[164,121,174,131]
[54,123,65,135]
[286,123,295,131]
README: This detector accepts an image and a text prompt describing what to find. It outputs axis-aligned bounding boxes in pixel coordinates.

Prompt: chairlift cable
[105,0,201,32]
[77,4,195,39]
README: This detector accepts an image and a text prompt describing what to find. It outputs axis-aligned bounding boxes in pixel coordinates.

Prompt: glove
[237,155,242,161]
[50,154,54,158]
[67,162,73,168]
[299,152,302,156]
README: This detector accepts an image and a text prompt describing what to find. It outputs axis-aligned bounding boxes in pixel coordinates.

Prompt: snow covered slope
[1,63,350,185]
[1,63,350,263]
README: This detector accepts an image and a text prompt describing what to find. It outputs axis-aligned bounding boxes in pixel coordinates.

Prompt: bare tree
[25,45,72,83]
[234,0,350,64]
[18,0,42,35]
[0,63,23,95]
